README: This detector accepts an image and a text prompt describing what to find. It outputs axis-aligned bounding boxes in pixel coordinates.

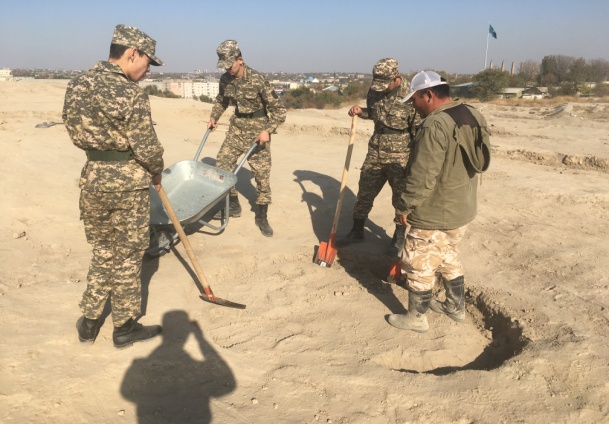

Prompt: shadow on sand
[120,310,236,423]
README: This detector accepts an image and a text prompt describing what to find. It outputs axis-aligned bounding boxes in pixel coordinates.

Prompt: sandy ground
[1,80,609,424]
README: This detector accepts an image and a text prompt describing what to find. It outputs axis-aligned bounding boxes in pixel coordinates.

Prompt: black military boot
[386,224,406,258]
[335,218,365,247]
[387,289,433,333]
[113,318,162,348]
[213,194,242,220]
[76,316,102,343]
[430,276,465,322]
[255,204,273,237]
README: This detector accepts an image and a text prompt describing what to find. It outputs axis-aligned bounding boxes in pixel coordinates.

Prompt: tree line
[467,55,609,101]
[144,55,609,107]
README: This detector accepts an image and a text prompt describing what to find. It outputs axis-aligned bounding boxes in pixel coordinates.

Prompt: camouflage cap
[216,40,242,69]
[370,58,399,91]
[112,24,164,66]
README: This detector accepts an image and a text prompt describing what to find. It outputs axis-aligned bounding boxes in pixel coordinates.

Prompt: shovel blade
[386,262,402,284]
[200,294,246,309]
[315,241,337,267]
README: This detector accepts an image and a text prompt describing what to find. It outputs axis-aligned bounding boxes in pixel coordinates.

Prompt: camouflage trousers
[400,226,468,292]
[353,153,407,220]
[216,131,272,204]
[79,189,149,327]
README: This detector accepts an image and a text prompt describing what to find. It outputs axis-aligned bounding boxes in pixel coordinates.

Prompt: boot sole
[113,336,159,349]
[257,226,273,237]
[387,315,429,332]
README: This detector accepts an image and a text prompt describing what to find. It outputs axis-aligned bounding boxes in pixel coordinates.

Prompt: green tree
[587,58,609,83]
[162,89,180,99]
[199,94,213,103]
[593,83,609,97]
[144,85,162,96]
[471,69,509,101]
[342,81,368,100]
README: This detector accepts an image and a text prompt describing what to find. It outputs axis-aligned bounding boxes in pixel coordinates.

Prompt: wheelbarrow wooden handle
[156,185,216,300]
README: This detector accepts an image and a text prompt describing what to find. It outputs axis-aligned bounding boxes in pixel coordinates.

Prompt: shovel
[157,185,246,309]
[315,115,358,267]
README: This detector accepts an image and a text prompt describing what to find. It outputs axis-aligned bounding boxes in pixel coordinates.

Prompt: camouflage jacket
[359,80,419,165]
[63,61,164,192]
[211,64,286,135]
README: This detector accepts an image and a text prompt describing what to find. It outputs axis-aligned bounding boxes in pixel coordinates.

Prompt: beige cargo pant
[400,226,467,292]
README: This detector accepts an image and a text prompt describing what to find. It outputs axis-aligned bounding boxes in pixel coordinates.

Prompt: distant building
[522,87,550,100]
[0,68,13,81]
[500,88,524,99]
[139,79,219,99]
[322,85,342,94]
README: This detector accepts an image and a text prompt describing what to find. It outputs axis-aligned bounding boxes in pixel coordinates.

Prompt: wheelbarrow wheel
[145,227,175,258]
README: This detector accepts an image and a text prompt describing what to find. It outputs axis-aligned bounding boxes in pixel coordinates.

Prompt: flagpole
[484,21,490,69]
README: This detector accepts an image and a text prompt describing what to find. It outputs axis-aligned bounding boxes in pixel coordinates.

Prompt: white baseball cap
[401,71,447,103]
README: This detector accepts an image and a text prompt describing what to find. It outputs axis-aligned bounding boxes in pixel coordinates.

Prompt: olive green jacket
[398,100,491,230]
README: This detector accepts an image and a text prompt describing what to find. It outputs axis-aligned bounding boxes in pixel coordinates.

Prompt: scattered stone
[13,231,26,239]
[118,410,125,416]
[251,398,258,404]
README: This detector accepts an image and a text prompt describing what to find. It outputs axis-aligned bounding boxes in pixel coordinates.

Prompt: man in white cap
[387,71,491,333]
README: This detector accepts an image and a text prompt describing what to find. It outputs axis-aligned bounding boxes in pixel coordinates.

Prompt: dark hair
[109,44,129,59]
[429,77,450,99]
[109,43,146,60]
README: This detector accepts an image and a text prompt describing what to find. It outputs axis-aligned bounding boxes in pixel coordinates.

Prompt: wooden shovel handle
[329,115,358,238]
[156,186,215,300]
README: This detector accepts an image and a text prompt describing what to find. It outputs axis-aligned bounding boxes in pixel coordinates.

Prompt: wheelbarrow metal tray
[149,160,237,226]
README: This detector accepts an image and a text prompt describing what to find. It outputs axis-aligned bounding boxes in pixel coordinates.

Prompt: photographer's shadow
[120,310,236,423]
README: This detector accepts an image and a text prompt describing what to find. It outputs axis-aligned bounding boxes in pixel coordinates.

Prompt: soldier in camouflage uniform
[336,59,418,258]
[387,71,491,333]
[208,40,286,237]
[63,24,165,348]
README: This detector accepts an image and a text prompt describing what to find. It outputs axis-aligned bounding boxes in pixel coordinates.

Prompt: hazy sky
[1,0,608,75]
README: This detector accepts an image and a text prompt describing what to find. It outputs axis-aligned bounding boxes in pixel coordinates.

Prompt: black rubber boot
[112,318,162,348]
[386,224,406,258]
[255,204,273,237]
[335,218,365,247]
[213,194,242,220]
[430,276,465,322]
[387,289,433,333]
[76,316,102,343]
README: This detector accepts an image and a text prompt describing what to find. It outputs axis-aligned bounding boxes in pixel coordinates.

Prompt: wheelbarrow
[146,129,257,256]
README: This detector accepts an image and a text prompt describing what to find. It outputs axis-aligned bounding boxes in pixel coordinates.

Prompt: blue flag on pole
[489,24,497,39]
